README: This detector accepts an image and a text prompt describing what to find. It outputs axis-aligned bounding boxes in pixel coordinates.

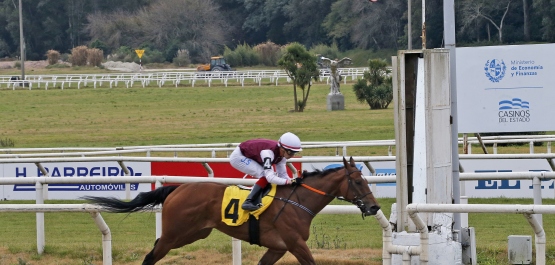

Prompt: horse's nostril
[371,206,381,211]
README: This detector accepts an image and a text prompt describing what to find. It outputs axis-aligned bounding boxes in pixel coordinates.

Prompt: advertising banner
[304,157,554,199]
[1,162,151,200]
[456,44,555,133]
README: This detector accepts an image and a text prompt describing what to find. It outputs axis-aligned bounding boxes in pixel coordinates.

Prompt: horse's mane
[301,166,343,178]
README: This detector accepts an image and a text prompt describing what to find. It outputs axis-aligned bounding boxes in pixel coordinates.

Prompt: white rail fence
[0,68,368,90]
[1,135,553,158]
[405,204,555,265]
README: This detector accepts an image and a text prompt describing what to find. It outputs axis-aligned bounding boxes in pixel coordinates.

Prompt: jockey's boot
[242,184,263,211]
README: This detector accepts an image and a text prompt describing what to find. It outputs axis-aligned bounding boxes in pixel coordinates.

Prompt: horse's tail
[82,185,179,213]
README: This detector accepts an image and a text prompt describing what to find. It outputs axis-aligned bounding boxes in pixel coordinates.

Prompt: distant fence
[0,68,368,90]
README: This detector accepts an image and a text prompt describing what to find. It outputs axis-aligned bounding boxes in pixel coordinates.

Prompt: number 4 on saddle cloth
[221,184,277,226]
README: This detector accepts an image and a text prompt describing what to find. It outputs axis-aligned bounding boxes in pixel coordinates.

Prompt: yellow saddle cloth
[221,184,276,226]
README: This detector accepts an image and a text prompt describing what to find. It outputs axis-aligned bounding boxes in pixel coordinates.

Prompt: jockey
[229,132,302,211]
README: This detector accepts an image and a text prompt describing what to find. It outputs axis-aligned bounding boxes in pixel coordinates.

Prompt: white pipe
[364,161,376,175]
[286,163,299,178]
[90,212,112,265]
[407,211,428,265]
[460,196,469,228]
[524,213,545,265]
[373,209,427,264]
[155,181,162,239]
[117,161,131,200]
[373,210,392,265]
[460,171,555,180]
[0,155,398,164]
[34,162,49,200]
[35,182,45,254]
[202,162,214,178]
[232,237,241,265]
[407,203,555,214]
[533,177,543,226]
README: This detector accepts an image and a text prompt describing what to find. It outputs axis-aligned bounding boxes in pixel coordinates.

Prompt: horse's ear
[349,156,355,167]
[342,157,348,168]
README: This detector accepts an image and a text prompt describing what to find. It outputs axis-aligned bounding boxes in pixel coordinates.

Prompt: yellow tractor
[196,56,233,71]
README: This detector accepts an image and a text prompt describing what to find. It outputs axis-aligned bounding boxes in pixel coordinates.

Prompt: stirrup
[242,200,261,211]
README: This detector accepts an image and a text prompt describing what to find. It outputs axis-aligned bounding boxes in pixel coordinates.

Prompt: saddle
[221,184,276,226]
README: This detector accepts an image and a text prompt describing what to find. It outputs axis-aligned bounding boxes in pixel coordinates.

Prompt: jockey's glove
[290,177,303,186]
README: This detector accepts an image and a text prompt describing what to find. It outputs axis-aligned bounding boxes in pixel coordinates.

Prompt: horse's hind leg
[142,238,161,265]
[257,248,287,265]
[141,228,213,265]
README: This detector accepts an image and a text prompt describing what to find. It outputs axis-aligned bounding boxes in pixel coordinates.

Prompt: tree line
[0,0,553,63]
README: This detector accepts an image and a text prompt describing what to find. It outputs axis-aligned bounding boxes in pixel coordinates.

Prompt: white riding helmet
[278,132,302,152]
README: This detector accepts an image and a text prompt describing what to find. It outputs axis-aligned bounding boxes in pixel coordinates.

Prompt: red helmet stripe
[279,141,301,151]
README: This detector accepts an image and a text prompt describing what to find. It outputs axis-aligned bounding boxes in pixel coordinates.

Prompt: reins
[273,168,372,222]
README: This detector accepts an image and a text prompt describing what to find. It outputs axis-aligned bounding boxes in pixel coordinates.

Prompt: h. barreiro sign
[456,43,555,133]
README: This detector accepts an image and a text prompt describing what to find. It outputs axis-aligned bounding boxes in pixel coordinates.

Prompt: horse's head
[340,156,381,216]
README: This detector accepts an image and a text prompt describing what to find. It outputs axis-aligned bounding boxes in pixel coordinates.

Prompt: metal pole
[18,0,25,81]
[421,0,426,49]
[444,0,461,237]
[408,0,412,50]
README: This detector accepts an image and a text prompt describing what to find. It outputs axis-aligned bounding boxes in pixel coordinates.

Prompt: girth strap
[274,197,315,217]
[248,214,261,246]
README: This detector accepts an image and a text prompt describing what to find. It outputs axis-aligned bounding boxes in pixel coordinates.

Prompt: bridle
[337,169,374,214]
[273,168,374,221]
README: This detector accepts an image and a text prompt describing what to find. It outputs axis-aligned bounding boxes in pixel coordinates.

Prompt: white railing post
[90,212,112,265]
[35,181,45,254]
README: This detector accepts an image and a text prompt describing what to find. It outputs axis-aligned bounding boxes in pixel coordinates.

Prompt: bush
[107,46,134,62]
[45,50,60,65]
[352,59,393,109]
[60,53,70,62]
[70,46,88,66]
[0,138,14,147]
[172,49,191,67]
[254,41,282,66]
[90,39,109,55]
[87,48,104,67]
[309,43,341,61]
[142,50,165,64]
[224,43,259,67]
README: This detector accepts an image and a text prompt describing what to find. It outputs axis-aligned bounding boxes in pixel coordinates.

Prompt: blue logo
[498,98,529,110]
[484,59,507,82]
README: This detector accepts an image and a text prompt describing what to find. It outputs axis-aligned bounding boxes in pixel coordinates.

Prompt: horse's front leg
[286,240,316,265]
[257,248,287,265]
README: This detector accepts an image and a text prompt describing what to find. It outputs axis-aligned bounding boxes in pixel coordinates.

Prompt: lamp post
[19,0,25,81]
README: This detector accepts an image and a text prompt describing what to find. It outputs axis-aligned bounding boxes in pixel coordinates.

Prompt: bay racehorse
[83,156,380,265]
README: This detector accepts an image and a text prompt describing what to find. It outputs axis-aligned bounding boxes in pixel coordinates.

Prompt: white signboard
[460,159,554,198]
[1,162,151,200]
[456,44,555,133]
[304,157,554,199]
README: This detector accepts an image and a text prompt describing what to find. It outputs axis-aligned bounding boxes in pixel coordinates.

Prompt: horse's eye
[355,180,362,185]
